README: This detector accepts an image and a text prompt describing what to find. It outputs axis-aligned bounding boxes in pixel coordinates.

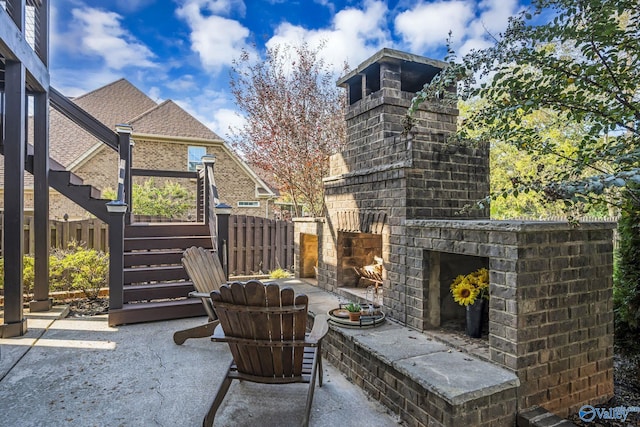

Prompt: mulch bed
[63,297,109,317]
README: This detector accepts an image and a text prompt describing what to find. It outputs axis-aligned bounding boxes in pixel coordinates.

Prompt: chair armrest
[188,291,211,299]
[307,314,329,344]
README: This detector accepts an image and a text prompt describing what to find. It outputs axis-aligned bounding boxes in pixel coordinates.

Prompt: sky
[50,0,527,139]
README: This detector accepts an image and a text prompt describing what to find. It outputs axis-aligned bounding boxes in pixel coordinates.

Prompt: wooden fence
[0,216,109,256]
[228,215,295,276]
[1,214,295,276]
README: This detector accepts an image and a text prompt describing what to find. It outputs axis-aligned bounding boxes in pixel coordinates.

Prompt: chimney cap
[337,48,447,88]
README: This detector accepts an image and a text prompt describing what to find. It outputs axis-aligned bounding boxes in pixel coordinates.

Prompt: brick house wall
[40,137,274,220]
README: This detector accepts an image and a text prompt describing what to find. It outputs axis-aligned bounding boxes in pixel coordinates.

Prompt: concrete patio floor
[0,301,400,426]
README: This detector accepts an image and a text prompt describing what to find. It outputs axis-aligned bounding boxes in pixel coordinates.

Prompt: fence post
[216,203,232,280]
[106,201,127,312]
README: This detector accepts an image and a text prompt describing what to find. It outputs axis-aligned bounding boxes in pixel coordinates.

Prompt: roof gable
[72,78,157,129]
[130,100,222,140]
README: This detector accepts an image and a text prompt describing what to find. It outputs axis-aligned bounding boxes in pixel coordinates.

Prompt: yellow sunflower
[452,281,479,306]
[450,274,466,291]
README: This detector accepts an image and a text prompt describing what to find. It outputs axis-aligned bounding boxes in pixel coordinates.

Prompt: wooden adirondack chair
[173,246,227,345]
[204,280,329,427]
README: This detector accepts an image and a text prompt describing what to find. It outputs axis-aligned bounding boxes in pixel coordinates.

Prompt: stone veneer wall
[405,219,615,416]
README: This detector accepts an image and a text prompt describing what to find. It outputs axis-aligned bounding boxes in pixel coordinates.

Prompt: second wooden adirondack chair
[204,280,329,427]
[173,246,227,345]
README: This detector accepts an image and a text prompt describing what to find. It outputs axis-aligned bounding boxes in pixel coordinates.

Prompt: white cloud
[474,0,521,35]
[148,86,163,103]
[176,0,251,72]
[266,0,391,74]
[211,108,247,139]
[172,87,242,137]
[394,0,521,57]
[70,7,157,70]
[394,1,475,53]
[165,75,198,92]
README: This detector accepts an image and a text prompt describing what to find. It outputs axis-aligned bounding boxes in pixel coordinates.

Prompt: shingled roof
[7,79,269,196]
[50,79,223,168]
[130,100,221,141]
[72,78,157,130]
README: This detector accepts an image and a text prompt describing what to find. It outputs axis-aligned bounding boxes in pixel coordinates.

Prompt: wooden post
[31,90,52,312]
[106,201,127,312]
[116,124,133,225]
[216,204,232,280]
[1,60,28,337]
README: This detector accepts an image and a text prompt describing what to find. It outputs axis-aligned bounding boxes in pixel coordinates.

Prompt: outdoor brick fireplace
[294,48,614,418]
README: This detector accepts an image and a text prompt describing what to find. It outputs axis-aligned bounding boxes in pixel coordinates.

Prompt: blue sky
[50,0,526,138]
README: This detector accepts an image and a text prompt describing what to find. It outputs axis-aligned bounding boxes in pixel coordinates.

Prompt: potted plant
[344,302,362,322]
[450,268,490,338]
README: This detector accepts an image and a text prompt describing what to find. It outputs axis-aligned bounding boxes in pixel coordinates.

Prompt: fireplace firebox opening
[337,231,383,289]
[430,251,489,337]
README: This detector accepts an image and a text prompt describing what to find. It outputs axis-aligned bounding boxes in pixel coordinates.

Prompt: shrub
[614,187,640,335]
[0,242,108,300]
[0,256,35,294]
[57,242,109,300]
[103,179,192,219]
[269,268,292,279]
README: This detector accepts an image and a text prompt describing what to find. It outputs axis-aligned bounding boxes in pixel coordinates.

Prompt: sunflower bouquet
[450,268,490,306]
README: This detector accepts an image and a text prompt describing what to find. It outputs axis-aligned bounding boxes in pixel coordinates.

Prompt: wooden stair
[2,142,112,222]
[108,223,215,325]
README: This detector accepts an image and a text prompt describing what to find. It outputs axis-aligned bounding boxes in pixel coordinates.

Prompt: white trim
[67,142,105,171]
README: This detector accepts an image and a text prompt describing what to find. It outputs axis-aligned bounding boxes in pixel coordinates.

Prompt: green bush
[56,242,109,299]
[0,242,108,300]
[269,268,292,279]
[103,179,192,219]
[614,187,640,335]
[0,256,35,294]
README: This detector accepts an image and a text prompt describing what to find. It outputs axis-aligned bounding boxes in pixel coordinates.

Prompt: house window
[238,201,260,208]
[187,146,207,171]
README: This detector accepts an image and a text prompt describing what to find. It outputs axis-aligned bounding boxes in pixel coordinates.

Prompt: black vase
[466,299,486,338]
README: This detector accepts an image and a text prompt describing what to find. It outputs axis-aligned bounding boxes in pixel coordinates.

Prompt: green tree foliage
[0,256,36,294]
[104,179,192,219]
[614,185,640,330]
[460,100,570,218]
[409,0,640,216]
[229,42,347,217]
[409,0,639,332]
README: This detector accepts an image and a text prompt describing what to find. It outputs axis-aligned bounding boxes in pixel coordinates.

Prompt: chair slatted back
[182,246,226,321]
[211,280,309,379]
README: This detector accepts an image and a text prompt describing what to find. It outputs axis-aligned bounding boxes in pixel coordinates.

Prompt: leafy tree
[229,41,347,217]
[409,0,639,216]
[460,99,570,218]
[614,185,640,330]
[103,179,193,219]
[409,0,639,332]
